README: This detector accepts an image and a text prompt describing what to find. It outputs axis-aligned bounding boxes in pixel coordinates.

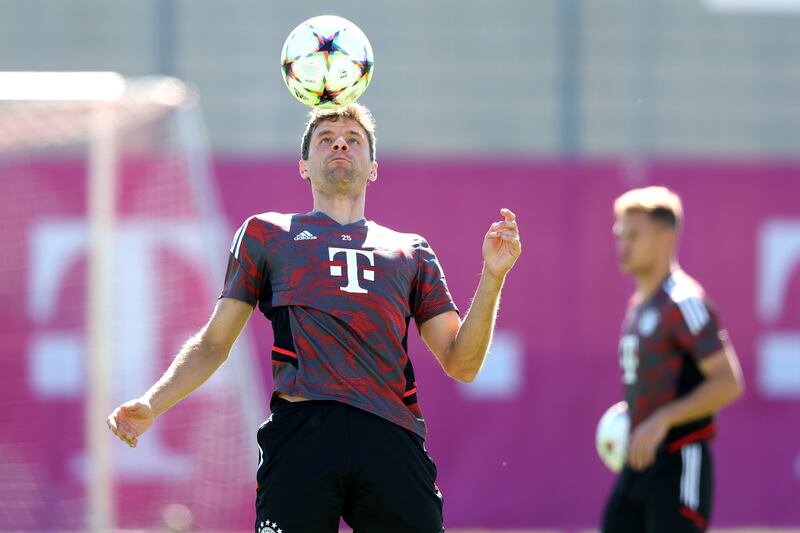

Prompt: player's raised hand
[483,208,522,279]
[106,399,155,448]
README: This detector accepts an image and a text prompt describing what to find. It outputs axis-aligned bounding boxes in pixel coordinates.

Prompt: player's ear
[368,161,378,183]
[298,160,310,181]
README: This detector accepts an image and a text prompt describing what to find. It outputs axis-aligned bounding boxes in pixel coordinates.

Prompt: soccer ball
[280,15,374,108]
[596,401,630,473]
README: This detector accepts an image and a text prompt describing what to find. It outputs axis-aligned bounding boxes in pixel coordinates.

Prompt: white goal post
[0,72,265,533]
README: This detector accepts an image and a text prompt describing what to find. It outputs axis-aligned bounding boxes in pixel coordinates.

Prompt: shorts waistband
[270,396,339,412]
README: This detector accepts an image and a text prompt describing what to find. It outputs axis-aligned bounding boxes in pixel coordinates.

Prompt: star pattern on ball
[310,29,346,67]
[352,49,374,82]
[312,82,345,106]
[281,56,300,82]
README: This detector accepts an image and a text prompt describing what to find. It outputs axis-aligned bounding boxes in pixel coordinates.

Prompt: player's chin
[323,168,357,182]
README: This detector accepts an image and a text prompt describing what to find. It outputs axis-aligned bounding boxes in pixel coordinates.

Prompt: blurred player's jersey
[619,270,726,451]
[221,211,458,438]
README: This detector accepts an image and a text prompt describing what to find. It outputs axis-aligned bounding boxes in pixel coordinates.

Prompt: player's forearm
[657,372,743,429]
[142,331,230,417]
[445,266,505,382]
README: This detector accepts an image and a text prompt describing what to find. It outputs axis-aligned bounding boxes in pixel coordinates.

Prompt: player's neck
[311,194,367,226]
[634,261,677,301]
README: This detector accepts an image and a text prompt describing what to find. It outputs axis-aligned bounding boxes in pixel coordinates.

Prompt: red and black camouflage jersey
[619,270,727,451]
[221,210,458,439]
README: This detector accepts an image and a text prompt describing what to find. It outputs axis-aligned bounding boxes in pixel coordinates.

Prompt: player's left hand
[627,411,670,471]
[483,208,522,279]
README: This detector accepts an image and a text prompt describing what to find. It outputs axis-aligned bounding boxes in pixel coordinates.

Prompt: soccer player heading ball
[107,103,522,532]
[602,186,744,533]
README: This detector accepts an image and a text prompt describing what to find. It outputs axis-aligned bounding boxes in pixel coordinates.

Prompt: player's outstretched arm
[421,208,521,383]
[106,297,254,447]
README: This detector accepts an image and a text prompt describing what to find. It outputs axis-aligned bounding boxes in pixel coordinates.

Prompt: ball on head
[280,15,374,108]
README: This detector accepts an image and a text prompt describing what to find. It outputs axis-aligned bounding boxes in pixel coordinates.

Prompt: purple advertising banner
[1,157,798,531]
[213,158,800,529]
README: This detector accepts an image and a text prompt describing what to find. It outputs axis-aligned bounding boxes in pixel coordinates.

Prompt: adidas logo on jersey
[293,230,317,241]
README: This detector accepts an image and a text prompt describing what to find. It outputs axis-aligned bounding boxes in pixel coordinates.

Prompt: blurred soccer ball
[596,401,630,473]
[280,15,374,108]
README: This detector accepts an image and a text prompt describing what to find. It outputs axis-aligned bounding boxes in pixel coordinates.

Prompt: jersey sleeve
[411,237,458,326]
[220,217,267,306]
[671,296,725,362]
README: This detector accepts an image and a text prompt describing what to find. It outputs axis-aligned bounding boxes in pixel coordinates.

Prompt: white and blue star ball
[281,15,374,108]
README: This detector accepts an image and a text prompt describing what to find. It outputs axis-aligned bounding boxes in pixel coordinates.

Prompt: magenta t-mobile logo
[328,247,375,294]
[757,218,800,483]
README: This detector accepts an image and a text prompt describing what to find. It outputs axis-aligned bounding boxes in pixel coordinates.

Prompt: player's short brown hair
[300,103,376,162]
[614,186,684,230]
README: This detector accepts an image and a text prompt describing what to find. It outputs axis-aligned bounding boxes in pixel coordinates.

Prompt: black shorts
[255,398,443,533]
[601,442,713,533]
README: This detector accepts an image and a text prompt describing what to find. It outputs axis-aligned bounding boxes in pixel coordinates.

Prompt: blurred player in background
[602,186,744,533]
[107,103,522,533]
